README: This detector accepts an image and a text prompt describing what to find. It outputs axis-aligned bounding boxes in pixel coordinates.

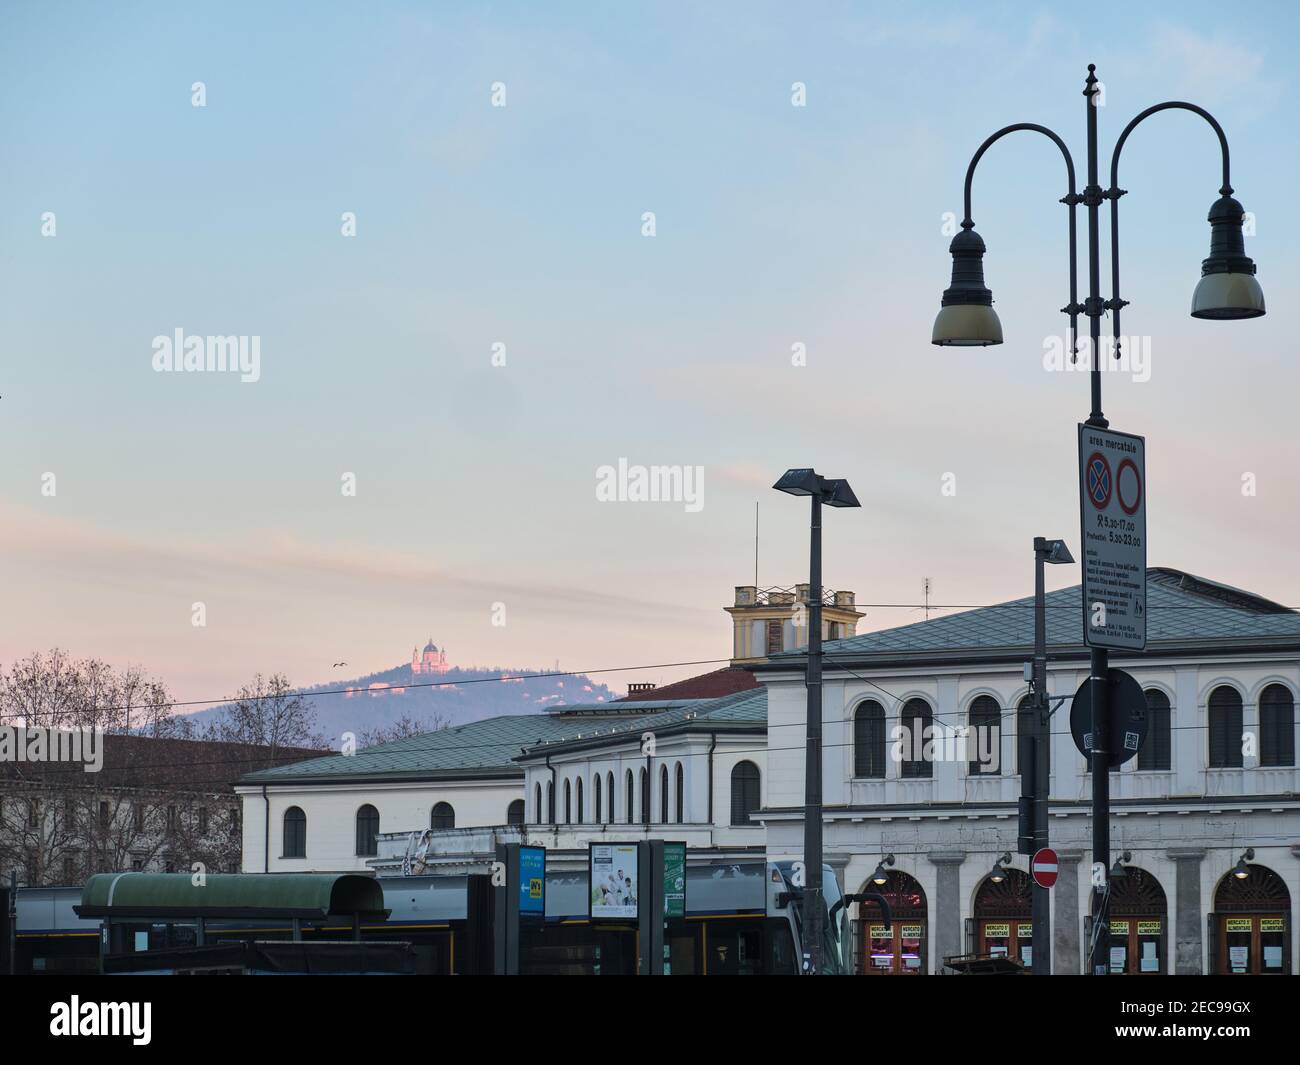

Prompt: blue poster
[519,846,546,915]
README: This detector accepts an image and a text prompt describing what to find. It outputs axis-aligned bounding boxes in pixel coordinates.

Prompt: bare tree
[0,650,180,736]
[201,673,323,754]
[358,712,449,748]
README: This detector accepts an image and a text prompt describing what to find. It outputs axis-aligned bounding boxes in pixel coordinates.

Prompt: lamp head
[1191,194,1265,320]
[772,468,821,497]
[933,226,1003,346]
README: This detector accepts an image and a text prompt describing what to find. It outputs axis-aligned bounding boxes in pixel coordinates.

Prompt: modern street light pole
[933,64,1264,975]
[773,468,860,974]
[1030,537,1073,975]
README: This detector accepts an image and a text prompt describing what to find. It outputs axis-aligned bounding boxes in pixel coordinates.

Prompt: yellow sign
[901,924,922,937]
[984,923,1010,937]
[1260,918,1285,931]
[1111,920,1130,934]
[869,925,891,937]
[529,878,543,899]
[1226,918,1252,931]
[1018,924,1033,937]
[1137,920,1161,935]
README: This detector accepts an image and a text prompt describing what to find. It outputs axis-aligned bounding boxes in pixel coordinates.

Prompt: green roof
[765,568,1300,667]
[77,873,387,919]
[240,713,607,784]
[517,687,769,759]
[241,692,768,784]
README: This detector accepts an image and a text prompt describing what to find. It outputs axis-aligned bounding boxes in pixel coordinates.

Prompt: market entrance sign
[1078,424,1147,650]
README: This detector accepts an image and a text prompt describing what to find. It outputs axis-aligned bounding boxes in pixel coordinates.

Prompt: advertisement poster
[590,843,639,919]
[663,842,686,918]
[519,845,545,916]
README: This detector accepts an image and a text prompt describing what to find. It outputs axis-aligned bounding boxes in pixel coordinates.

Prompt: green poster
[664,842,686,917]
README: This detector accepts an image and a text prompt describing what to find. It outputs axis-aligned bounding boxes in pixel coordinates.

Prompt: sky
[1,1,1297,707]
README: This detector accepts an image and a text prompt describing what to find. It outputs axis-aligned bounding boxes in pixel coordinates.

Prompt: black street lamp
[934,65,1264,976]
[773,467,860,974]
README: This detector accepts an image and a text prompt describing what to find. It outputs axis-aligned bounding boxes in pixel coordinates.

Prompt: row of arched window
[530,761,762,828]
[851,684,1295,778]
[280,798,526,859]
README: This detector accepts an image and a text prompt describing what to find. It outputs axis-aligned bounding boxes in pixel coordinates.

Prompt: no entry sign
[1078,424,1147,650]
[1031,848,1059,889]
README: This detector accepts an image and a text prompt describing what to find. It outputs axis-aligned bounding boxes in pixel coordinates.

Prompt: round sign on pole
[1068,667,1149,768]
[1031,848,1059,889]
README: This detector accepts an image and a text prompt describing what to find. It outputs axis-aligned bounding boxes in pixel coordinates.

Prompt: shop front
[971,869,1032,967]
[857,870,927,975]
[1211,864,1291,975]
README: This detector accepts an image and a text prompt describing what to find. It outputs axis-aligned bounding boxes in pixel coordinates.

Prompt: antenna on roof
[924,577,932,620]
[754,501,759,587]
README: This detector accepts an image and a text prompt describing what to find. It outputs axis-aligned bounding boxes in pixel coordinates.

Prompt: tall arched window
[506,799,525,826]
[594,773,602,824]
[659,765,669,823]
[1208,686,1244,768]
[564,779,572,824]
[640,768,649,826]
[900,698,933,779]
[1260,684,1296,767]
[576,777,584,823]
[607,772,615,824]
[355,804,379,857]
[854,700,886,778]
[675,762,684,824]
[282,806,306,858]
[730,761,760,826]
[534,783,542,823]
[1139,690,1172,770]
[968,695,1001,776]
[546,781,555,824]
[625,770,634,824]
[431,802,455,830]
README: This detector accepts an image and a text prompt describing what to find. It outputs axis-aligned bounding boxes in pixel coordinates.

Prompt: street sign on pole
[1078,424,1147,650]
[1068,668,1149,768]
[1031,848,1059,889]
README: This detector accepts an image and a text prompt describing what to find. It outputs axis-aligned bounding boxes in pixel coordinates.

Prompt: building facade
[756,568,1300,975]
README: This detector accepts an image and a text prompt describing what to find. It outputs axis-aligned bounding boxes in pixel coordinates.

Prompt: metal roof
[767,567,1300,667]
[516,687,769,760]
[240,713,585,784]
[76,872,387,919]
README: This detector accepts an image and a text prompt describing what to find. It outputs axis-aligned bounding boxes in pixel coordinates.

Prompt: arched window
[534,783,542,823]
[355,804,379,857]
[640,768,649,826]
[546,781,555,824]
[564,779,572,824]
[1260,684,1296,767]
[854,700,886,778]
[506,799,525,826]
[1208,686,1243,768]
[659,765,669,823]
[576,777,584,823]
[594,773,602,824]
[282,806,306,858]
[1139,690,1172,770]
[675,762,684,824]
[968,695,1001,776]
[730,761,761,826]
[607,772,615,824]
[625,769,634,824]
[431,802,455,830]
[900,699,933,779]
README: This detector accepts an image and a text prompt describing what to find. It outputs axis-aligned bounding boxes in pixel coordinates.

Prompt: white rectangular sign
[589,842,639,919]
[1078,424,1147,650]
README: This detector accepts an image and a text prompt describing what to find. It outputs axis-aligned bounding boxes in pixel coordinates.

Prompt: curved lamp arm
[1107,102,1233,345]
[963,123,1081,356]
